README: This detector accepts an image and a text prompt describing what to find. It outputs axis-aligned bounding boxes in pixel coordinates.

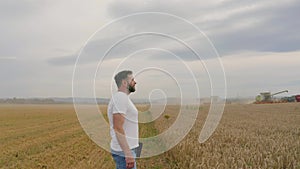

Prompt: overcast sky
[1,0,299,99]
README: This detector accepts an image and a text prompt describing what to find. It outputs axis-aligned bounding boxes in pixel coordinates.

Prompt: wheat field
[0,103,299,169]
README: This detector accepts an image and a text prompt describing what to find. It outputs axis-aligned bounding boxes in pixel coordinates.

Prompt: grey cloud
[47,54,77,66]
[48,12,220,65]
[107,0,300,55]
[0,1,48,20]
[47,35,135,66]
[48,0,300,66]
[107,0,218,19]
[47,32,214,66]
[209,1,300,54]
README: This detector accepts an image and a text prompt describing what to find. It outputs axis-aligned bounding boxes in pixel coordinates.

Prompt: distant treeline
[0,97,110,104]
[0,98,58,104]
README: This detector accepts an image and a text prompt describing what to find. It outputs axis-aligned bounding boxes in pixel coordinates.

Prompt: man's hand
[125,153,135,169]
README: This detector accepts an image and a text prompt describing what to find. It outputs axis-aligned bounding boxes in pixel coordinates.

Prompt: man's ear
[121,79,127,86]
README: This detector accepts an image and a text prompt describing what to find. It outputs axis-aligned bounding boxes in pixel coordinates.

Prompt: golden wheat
[0,103,299,168]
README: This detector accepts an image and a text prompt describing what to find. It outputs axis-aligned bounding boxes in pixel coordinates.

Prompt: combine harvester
[255,90,300,104]
[255,90,289,104]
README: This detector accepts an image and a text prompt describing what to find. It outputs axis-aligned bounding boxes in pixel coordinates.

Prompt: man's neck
[118,88,129,95]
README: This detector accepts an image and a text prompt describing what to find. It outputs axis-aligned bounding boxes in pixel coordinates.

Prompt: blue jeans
[111,148,137,169]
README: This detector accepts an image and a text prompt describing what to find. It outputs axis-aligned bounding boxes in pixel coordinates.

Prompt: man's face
[126,74,136,93]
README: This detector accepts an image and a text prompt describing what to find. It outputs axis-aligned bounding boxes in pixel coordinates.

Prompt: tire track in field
[1,117,70,133]
[0,119,81,155]
[9,131,113,169]
[0,118,79,145]
[1,126,85,168]
[0,110,76,132]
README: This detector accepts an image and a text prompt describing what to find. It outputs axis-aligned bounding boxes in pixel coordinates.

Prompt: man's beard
[128,84,135,93]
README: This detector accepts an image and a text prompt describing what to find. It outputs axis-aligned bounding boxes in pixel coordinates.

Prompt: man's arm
[113,113,135,168]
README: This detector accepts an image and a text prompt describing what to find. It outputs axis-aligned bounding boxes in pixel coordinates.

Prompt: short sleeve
[112,92,129,115]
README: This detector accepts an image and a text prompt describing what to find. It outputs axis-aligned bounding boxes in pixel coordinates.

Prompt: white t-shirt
[107,91,139,151]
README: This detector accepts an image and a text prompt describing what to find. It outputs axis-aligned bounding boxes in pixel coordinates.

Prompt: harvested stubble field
[0,103,299,169]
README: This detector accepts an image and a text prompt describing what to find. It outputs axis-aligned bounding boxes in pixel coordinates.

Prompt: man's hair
[114,70,132,88]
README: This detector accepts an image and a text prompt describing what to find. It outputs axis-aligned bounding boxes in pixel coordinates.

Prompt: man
[108,70,139,169]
